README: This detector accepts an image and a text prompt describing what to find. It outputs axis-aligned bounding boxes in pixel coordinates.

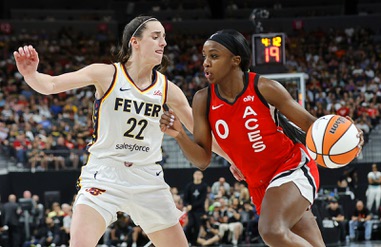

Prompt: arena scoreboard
[252,33,286,66]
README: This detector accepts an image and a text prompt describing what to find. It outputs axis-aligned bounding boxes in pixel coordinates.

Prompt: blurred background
[0,0,380,246]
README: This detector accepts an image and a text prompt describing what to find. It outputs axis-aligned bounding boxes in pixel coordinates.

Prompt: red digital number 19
[264,46,280,62]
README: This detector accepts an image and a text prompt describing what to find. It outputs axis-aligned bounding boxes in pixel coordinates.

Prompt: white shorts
[267,165,317,206]
[74,159,182,234]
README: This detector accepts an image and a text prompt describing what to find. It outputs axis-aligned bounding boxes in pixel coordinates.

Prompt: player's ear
[232,56,241,67]
[130,37,138,47]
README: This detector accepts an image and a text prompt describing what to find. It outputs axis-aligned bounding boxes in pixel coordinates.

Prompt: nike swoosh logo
[120,87,131,91]
[212,104,224,110]
[156,170,162,176]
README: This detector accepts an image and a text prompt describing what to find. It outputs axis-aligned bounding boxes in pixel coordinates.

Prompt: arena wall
[0,162,374,207]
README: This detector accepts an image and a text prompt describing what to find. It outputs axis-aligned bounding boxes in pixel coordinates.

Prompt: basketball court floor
[96,240,381,247]
[189,241,381,247]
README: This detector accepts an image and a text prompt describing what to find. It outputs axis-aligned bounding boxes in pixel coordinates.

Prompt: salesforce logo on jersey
[115,143,150,152]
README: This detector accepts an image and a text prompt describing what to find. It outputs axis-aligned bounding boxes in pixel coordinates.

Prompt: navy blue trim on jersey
[152,70,158,88]
[98,64,117,101]
[253,74,270,109]
[76,178,81,191]
[163,74,168,105]
[88,98,101,149]
[214,71,249,105]
[121,63,158,92]
[87,64,118,149]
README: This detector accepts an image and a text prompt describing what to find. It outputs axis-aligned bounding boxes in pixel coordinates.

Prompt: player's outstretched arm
[14,45,113,95]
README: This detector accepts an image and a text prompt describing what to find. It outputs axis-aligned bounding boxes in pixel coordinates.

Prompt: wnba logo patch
[86,187,106,196]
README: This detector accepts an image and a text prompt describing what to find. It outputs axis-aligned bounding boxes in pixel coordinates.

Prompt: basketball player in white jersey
[13,16,243,247]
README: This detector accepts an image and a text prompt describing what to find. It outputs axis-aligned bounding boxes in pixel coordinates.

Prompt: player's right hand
[160,108,183,138]
[13,45,39,78]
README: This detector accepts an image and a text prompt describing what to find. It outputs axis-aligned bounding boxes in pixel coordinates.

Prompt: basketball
[306,115,360,169]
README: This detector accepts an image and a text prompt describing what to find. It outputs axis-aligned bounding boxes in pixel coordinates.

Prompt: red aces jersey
[208,72,300,188]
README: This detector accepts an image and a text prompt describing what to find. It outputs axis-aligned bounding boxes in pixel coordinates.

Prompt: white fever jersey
[87,63,168,165]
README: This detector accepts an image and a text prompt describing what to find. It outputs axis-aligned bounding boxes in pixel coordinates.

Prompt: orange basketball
[306,115,360,169]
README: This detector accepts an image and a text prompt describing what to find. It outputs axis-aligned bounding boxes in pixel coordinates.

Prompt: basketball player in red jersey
[161,29,364,246]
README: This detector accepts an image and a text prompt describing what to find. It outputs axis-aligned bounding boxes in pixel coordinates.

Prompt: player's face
[136,21,167,65]
[202,40,236,84]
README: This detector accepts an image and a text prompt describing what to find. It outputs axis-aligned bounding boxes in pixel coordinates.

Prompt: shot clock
[252,33,286,66]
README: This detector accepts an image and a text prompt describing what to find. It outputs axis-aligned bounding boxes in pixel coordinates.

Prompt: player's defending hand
[160,108,184,138]
[13,45,39,78]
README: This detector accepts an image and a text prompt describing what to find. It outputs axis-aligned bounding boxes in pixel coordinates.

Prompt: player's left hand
[13,45,39,78]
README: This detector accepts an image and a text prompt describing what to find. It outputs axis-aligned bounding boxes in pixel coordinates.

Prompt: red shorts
[248,146,319,215]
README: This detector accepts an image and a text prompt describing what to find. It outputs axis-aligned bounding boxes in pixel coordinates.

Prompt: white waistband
[87,155,160,168]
